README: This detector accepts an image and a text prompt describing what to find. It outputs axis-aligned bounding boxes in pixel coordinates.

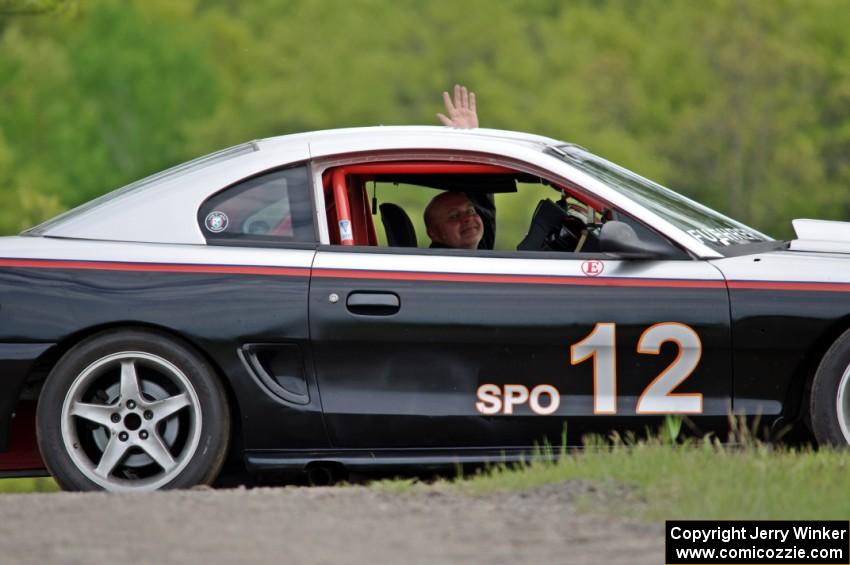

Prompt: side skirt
[245,447,562,474]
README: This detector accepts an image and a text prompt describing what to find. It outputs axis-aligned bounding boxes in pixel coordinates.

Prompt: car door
[309,248,731,449]
[194,162,328,452]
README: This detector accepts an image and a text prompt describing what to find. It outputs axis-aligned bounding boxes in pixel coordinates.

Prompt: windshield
[551,145,772,253]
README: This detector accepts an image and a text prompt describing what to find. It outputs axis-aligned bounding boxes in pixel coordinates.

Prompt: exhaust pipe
[305,465,336,486]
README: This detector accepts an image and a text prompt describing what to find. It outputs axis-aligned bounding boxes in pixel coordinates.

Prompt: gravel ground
[0,481,662,564]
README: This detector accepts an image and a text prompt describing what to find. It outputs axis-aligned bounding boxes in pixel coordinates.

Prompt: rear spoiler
[789,219,850,254]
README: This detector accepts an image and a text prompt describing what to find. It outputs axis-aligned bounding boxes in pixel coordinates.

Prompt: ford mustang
[1,126,848,491]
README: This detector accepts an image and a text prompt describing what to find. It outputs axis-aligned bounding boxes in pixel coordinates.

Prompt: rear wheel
[810,329,850,446]
[36,330,229,491]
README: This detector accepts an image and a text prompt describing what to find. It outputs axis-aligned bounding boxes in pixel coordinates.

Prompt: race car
[0,126,848,491]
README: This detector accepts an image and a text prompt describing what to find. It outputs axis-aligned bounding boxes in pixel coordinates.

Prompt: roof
[256,126,563,153]
[25,127,563,245]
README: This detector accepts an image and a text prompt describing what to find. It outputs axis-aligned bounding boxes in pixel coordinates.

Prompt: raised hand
[437,84,478,129]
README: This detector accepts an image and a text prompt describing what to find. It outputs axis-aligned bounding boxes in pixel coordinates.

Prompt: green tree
[0,0,220,224]
[0,0,71,14]
[2,0,849,237]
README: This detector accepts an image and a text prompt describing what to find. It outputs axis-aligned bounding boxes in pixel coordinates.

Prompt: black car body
[1,127,849,491]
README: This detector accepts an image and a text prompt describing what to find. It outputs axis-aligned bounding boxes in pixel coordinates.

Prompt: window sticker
[205,211,229,233]
[339,219,353,243]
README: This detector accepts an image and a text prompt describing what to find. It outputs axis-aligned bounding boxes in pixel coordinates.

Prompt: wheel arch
[782,313,850,430]
[21,322,244,469]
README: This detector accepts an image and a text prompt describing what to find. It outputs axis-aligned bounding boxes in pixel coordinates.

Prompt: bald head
[424,192,483,249]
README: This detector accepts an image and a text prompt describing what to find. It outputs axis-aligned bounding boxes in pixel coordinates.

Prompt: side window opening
[199,163,315,245]
[322,161,523,249]
[322,160,681,256]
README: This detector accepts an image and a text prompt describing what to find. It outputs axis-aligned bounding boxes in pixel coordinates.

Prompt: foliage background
[1,0,849,238]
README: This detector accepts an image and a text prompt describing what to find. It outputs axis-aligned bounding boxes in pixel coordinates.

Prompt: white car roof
[257,126,561,152]
[22,126,724,258]
[26,127,564,245]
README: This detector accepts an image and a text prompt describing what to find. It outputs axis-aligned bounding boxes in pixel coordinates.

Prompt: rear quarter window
[198,164,315,245]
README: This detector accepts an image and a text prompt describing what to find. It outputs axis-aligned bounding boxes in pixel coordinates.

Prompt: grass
[368,418,850,520]
[0,477,59,493]
[453,440,850,520]
[443,420,850,520]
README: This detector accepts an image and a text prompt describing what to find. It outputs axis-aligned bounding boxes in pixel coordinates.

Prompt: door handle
[346,292,400,316]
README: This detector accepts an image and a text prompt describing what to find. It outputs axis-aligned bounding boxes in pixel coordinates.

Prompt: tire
[810,328,850,447]
[36,329,230,491]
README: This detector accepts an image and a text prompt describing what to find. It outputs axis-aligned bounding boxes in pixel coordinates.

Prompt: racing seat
[379,203,417,247]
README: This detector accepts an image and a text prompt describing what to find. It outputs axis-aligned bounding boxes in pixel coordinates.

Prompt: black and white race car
[1,126,848,491]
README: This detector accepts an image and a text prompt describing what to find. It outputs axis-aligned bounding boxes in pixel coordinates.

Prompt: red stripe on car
[727,280,850,292]
[0,258,309,277]
[311,268,726,288]
[4,258,850,292]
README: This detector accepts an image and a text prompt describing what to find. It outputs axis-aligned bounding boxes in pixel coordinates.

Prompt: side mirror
[598,221,678,259]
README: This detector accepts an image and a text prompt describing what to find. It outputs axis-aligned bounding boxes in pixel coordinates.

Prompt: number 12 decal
[570,322,703,414]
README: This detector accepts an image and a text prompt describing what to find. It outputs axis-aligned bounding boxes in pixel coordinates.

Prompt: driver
[424,191,484,249]
[432,85,593,252]
[432,85,495,249]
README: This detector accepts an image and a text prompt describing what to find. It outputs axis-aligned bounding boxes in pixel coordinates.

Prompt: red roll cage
[323,161,520,246]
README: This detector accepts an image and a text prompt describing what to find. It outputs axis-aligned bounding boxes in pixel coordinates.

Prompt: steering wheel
[549,215,586,251]
[517,199,587,252]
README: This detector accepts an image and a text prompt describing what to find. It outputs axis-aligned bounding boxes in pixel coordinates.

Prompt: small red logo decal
[581,260,604,277]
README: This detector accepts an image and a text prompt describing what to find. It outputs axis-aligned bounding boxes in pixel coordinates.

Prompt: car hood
[788,219,850,255]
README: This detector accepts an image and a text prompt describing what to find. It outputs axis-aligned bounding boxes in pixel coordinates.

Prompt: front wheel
[810,328,850,446]
[36,330,230,491]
